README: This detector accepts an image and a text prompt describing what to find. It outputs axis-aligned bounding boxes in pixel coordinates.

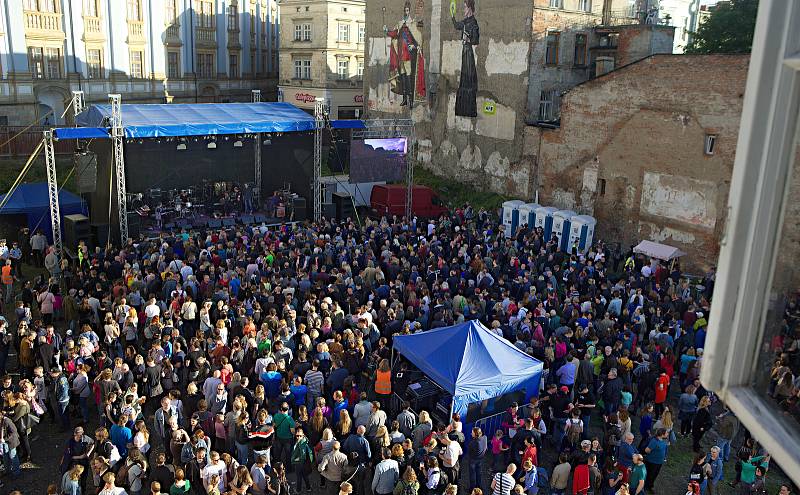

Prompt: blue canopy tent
[392,320,543,419]
[0,183,87,242]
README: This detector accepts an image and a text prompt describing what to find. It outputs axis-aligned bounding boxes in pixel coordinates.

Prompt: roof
[634,240,687,261]
[392,321,543,415]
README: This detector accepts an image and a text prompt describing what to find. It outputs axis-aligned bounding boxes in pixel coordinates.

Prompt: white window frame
[337,58,349,80]
[701,0,800,486]
[704,134,717,155]
[578,0,591,12]
[86,48,102,79]
[294,24,302,41]
[167,50,180,79]
[294,58,311,80]
[338,23,350,42]
[357,59,364,79]
[303,23,311,41]
[358,24,365,43]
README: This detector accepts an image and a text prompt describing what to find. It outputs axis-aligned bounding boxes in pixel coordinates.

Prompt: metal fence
[473,404,533,437]
[0,126,75,157]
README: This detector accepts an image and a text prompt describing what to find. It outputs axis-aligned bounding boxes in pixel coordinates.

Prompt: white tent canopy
[633,240,687,261]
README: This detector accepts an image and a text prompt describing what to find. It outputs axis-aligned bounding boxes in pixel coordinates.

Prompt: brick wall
[535,54,750,270]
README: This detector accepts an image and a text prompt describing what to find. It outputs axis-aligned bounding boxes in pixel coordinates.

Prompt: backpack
[435,469,449,494]
[399,480,417,495]
[567,419,583,446]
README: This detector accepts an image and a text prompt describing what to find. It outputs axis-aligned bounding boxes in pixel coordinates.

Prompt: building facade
[529,54,750,269]
[0,0,279,126]
[277,0,365,119]
[363,0,674,198]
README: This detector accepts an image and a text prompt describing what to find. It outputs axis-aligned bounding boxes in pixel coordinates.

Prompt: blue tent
[0,183,87,242]
[67,102,366,140]
[392,320,543,418]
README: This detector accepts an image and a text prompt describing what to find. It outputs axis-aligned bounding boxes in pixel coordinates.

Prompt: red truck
[370,185,448,218]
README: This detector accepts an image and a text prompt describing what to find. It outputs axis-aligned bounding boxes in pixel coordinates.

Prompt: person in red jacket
[654,373,671,417]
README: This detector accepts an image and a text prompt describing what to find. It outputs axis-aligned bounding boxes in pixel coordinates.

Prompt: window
[549,0,562,8]
[303,24,311,41]
[357,59,364,79]
[127,0,141,21]
[293,58,311,79]
[167,51,180,78]
[598,178,606,196]
[229,53,239,77]
[45,48,61,78]
[196,1,214,28]
[538,89,560,121]
[338,23,350,42]
[26,0,58,12]
[578,0,591,12]
[358,24,365,43]
[87,48,102,78]
[701,0,800,482]
[129,50,143,78]
[28,47,44,78]
[84,0,99,17]
[197,53,214,78]
[165,0,177,23]
[574,34,587,66]
[545,31,560,65]
[228,4,238,31]
[294,24,302,41]
[704,134,717,155]
[337,59,349,80]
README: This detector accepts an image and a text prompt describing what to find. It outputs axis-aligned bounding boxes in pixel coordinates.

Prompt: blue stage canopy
[76,102,317,138]
[54,127,110,140]
[392,320,543,418]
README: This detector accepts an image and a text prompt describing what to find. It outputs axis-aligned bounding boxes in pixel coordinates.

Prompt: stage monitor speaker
[332,192,355,220]
[63,214,90,251]
[239,215,254,225]
[322,203,336,219]
[222,218,236,227]
[253,214,266,224]
[91,224,109,249]
[208,219,222,228]
[292,197,307,221]
[126,213,141,239]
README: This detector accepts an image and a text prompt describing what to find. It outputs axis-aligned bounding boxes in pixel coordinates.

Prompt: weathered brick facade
[529,54,750,270]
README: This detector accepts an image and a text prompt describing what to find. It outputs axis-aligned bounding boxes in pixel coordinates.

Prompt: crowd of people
[0,205,794,495]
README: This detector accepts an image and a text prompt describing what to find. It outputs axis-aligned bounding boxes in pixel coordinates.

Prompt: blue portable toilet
[517,203,540,231]
[551,210,576,250]
[568,215,597,254]
[534,206,559,240]
[502,200,525,237]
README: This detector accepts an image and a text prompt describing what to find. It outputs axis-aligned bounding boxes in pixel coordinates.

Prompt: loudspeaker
[253,214,266,224]
[332,192,355,220]
[322,203,336,219]
[292,197,307,222]
[208,219,222,228]
[75,151,98,194]
[126,212,141,239]
[239,215,254,225]
[91,223,109,249]
[63,214,91,250]
[222,218,236,227]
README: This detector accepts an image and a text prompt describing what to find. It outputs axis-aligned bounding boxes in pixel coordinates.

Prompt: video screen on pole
[349,138,408,183]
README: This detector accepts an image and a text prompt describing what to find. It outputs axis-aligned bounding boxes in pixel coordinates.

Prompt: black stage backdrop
[89,133,314,240]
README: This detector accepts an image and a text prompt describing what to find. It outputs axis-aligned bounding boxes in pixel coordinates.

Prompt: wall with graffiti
[364,0,534,197]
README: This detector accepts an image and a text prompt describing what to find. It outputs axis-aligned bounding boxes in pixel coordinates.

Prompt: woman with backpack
[563,409,584,451]
[290,427,315,493]
[393,466,420,495]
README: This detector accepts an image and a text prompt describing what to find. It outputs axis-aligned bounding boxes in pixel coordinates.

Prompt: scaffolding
[109,94,129,243]
[252,90,262,203]
[313,98,325,222]
[43,129,62,259]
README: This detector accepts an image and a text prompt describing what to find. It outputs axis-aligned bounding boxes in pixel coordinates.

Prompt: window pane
[753,119,800,434]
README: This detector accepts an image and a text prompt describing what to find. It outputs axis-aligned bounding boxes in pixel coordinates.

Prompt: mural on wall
[385,1,427,108]
[452,0,479,118]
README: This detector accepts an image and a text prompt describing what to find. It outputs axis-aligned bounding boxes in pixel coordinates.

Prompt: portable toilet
[534,206,559,240]
[568,215,597,254]
[551,210,577,250]
[502,200,525,237]
[517,203,540,231]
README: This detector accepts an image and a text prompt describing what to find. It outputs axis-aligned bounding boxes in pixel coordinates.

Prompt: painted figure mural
[452,0,479,117]
[385,1,427,108]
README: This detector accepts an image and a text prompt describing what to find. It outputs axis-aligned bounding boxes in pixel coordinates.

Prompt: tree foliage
[685,0,758,54]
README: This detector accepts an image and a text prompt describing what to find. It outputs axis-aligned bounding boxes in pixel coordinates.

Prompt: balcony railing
[196,27,216,44]
[128,21,144,41]
[84,16,102,35]
[24,11,62,32]
[166,24,181,40]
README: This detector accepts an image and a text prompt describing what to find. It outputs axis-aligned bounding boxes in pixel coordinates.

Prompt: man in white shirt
[439,433,463,485]
[201,451,227,492]
[145,298,161,321]
[249,454,269,495]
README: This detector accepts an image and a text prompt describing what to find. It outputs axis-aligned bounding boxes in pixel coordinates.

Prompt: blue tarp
[392,320,543,418]
[54,127,110,140]
[331,120,366,129]
[0,183,87,242]
[76,102,317,138]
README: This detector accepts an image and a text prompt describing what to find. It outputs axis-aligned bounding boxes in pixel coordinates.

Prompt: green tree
[685,0,758,54]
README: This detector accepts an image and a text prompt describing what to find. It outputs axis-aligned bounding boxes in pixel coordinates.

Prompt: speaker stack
[292,197,307,221]
[63,214,91,250]
[332,192,355,220]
